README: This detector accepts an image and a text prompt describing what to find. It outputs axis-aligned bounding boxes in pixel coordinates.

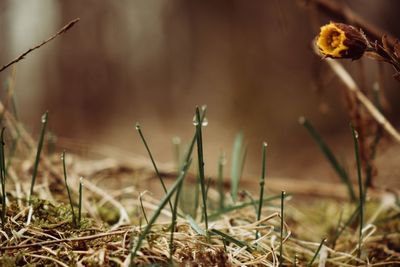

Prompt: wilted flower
[316,22,368,60]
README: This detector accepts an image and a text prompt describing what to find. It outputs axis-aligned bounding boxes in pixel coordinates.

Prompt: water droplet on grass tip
[41,114,47,123]
[263,142,268,147]
[298,116,306,124]
[192,115,198,126]
[135,123,140,130]
[192,116,208,126]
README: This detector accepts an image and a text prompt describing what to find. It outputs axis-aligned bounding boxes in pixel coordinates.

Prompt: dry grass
[0,3,399,265]
[0,106,399,266]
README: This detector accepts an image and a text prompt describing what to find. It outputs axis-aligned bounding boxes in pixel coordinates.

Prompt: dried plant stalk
[326,58,400,143]
[0,18,80,73]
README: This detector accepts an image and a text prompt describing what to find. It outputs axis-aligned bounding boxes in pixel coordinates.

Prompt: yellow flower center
[317,23,348,58]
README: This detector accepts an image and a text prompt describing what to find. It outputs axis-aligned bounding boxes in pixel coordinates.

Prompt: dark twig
[0,18,80,73]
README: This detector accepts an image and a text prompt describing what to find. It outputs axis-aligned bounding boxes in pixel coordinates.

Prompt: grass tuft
[130,159,192,264]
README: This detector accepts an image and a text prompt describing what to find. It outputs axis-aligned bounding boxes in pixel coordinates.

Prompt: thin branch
[0,18,80,73]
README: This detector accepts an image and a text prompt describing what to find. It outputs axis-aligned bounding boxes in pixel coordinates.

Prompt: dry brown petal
[382,34,392,55]
[394,39,400,58]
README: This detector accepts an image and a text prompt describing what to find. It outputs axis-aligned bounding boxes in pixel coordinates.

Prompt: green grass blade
[78,177,83,227]
[308,238,326,266]
[210,229,253,252]
[183,105,207,164]
[279,191,286,266]
[243,190,257,214]
[231,132,245,203]
[0,128,6,228]
[130,159,192,262]
[256,142,267,239]
[195,107,208,232]
[172,136,181,173]
[192,174,200,219]
[62,151,77,227]
[135,123,173,212]
[351,124,364,257]
[131,107,204,264]
[181,108,208,218]
[139,193,149,225]
[217,152,225,210]
[299,117,356,201]
[28,111,48,205]
[169,179,184,263]
[205,177,211,201]
[331,209,343,248]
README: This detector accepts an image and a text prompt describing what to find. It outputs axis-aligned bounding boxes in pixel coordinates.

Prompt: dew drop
[192,115,199,126]
[135,123,140,130]
[298,116,306,124]
[192,116,208,126]
[41,114,47,123]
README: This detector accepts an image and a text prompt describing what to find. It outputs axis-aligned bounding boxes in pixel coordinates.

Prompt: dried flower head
[316,22,368,60]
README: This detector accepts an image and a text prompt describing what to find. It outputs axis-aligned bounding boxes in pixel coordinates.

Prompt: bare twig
[0,18,80,73]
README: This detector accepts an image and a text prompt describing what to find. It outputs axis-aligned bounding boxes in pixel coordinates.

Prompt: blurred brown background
[0,0,399,185]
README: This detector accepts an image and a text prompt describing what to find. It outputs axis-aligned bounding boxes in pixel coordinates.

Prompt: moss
[97,203,120,225]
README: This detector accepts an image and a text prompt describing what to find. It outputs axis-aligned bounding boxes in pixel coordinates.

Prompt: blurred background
[0,0,399,186]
